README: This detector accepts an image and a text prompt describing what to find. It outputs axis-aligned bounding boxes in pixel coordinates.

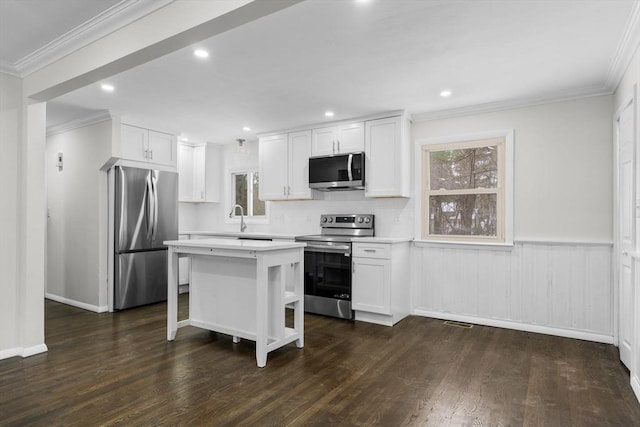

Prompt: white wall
[46,120,112,311]
[414,95,614,243]
[411,95,614,342]
[0,73,21,357]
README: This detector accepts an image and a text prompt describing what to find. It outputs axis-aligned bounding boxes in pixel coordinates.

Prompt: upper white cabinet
[311,122,364,156]
[177,142,221,203]
[259,134,289,201]
[178,144,194,200]
[120,124,177,167]
[364,115,411,198]
[259,130,312,201]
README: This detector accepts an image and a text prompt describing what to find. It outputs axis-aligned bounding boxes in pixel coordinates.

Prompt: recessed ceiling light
[194,49,209,58]
[101,83,115,92]
[325,111,335,117]
[242,126,251,132]
[440,90,452,97]
[179,137,189,142]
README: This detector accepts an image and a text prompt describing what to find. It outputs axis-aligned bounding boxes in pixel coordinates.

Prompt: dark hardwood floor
[1,297,639,426]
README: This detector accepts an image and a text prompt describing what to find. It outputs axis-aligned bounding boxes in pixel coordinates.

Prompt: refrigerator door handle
[145,172,153,241]
[151,173,159,241]
[118,167,127,250]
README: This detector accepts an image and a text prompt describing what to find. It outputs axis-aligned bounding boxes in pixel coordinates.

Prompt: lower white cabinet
[352,241,410,326]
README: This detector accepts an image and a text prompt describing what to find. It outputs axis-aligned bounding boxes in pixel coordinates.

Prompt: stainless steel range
[296,214,374,320]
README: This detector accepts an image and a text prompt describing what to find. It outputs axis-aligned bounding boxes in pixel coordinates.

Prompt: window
[418,131,513,244]
[231,171,265,217]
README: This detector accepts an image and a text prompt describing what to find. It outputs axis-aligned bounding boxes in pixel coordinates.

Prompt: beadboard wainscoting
[412,241,613,344]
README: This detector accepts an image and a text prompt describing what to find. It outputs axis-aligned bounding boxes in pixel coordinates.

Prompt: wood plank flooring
[1,297,639,426]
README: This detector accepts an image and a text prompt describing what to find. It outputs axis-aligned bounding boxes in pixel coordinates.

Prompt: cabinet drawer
[352,243,390,259]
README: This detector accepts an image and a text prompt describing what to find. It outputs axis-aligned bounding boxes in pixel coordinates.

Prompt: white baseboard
[631,375,640,404]
[0,344,48,361]
[412,309,614,344]
[46,293,107,313]
[21,344,48,357]
[0,348,20,360]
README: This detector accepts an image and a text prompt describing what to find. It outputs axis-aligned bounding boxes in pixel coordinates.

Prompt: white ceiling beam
[24,0,304,101]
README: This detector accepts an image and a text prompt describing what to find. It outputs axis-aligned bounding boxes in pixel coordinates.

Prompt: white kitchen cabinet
[259,131,312,201]
[178,144,194,200]
[259,133,289,200]
[352,241,410,326]
[177,142,221,203]
[353,257,391,314]
[311,122,364,156]
[120,124,177,167]
[364,115,411,198]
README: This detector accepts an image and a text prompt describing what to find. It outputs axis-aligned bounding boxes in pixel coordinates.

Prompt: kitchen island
[164,238,305,367]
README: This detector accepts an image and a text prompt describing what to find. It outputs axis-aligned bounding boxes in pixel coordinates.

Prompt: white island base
[165,238,305,367]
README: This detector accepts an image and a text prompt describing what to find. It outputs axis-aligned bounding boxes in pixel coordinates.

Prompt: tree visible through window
[423,137,505,242]
[232,171,265,217]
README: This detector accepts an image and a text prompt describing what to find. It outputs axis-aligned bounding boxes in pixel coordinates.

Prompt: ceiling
[3,0,639,144]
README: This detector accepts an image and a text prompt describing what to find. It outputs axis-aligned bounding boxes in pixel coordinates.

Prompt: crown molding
[0,60,20,77]
[606,0,640,91]
[411,86,612,123]
[8,0,174,78]
[46,110,113,136]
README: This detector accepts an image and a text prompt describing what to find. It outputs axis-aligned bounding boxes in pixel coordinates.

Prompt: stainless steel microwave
[308,152,365,191]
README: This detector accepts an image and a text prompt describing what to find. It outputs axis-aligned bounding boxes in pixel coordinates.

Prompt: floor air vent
[443,320,474,329]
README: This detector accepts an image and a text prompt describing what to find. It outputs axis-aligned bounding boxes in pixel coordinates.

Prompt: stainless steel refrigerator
[114,166,178,310]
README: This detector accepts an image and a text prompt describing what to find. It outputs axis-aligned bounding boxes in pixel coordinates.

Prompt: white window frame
[226,167,269,225]
[414,130,514,247]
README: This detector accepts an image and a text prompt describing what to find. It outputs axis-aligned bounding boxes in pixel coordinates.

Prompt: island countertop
[164,238,306,251]
[178,231,301,240]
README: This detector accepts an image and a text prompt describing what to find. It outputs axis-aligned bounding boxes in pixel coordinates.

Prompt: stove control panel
[320,214,374,229]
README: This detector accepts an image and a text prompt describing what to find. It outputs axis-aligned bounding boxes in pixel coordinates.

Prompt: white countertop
[164,237,305,251]
[179,231,300,240]
[178,231,412,243]
[354,237,413,243]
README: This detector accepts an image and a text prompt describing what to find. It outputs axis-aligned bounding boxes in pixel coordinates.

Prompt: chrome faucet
[228,204,247,233]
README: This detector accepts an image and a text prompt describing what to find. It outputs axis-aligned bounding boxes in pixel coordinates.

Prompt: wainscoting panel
[412,241,613,342]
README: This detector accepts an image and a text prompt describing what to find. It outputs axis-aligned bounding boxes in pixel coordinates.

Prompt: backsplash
[266,192,414,237]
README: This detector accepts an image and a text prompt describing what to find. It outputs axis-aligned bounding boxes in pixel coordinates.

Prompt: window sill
[413,240,515,251]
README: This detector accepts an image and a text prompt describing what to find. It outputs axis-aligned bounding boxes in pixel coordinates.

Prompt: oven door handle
[305,244,351,254]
